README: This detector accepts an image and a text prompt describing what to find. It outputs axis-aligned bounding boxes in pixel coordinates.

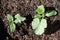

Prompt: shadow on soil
[0,18,14,40]
[45,19,60,34]
[25,14,33,26]
[45,7,59,34]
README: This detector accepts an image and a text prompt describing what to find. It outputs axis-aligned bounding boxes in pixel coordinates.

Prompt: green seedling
[32,5,57,35]
[7,14,26,32]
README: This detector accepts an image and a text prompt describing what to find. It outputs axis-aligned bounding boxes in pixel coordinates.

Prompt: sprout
[7,14,26,32]
[32,5,57,35]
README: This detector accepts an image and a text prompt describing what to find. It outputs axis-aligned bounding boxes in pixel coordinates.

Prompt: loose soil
[0,0,60,40]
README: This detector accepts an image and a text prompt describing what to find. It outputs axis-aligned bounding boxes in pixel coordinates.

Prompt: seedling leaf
[32,18,40,29]
[14,14,26,23]
[46,10,57,17]
[32,19,47,35]
[39,19,47,28]
[10,23,16,32]
[36,5,45,14]
[34,14,42,18]
[7,14,13,22]
[34,28,45,35]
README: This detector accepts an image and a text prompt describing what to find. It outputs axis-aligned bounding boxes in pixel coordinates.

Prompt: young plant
[32,5,57,35]
[7,14,26,32]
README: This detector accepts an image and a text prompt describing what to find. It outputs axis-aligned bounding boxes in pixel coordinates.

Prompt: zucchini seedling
[32,5,57,35]
[7,14,26,32]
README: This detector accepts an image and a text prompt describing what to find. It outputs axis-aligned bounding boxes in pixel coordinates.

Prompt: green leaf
[34,28,45,35]
[34,14,42,18]
[32,18,40,29]
[14,14,26,23]
[36,5,45,14]
[39,19,47,28]
[7,14,13,22]
[32,19,47,35]
[10,23,16,32]
[46,10,57,17]
[35,19,47,35]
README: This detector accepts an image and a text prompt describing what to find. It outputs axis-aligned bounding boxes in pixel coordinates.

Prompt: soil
[0,0,60,40]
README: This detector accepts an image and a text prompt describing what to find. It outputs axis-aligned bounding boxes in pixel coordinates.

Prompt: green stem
[41,13,45,19]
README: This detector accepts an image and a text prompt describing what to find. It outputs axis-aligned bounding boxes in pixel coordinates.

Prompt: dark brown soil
[0,0,60,40]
